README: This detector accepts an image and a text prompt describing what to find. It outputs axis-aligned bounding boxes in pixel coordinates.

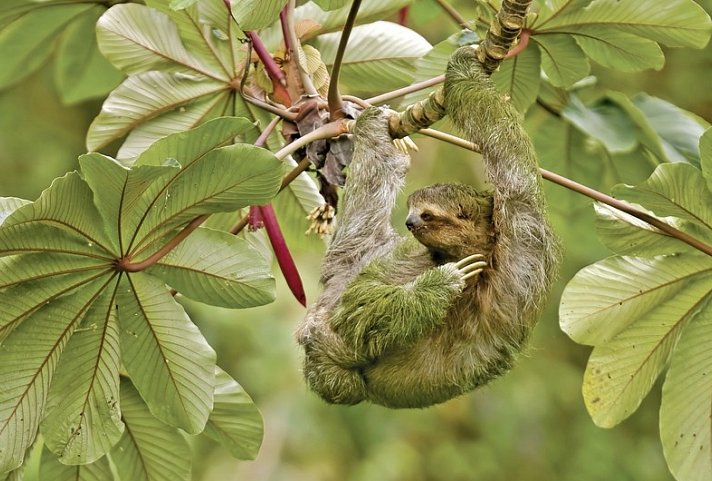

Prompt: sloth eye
[420,212,433,222]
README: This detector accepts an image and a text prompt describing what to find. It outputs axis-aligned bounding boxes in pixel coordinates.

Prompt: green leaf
[116,91,232,160]
[562,94,638,154]
[54,6,124,105]
[612,163,712,232]
[632,93,707,166]
[660,300,712,481]
[39,445,114,481]
[126,143,283,257]
[41,288,124,465]
[0,280,111,473]
[538,0,712,49]
[96,3,219,77]
[491,43,541,113]
[560,255,712,346]
[233,0,287,31]
[535,0,595,25]
[0,173,114,258]
[0,197,29,225]
[170,0,199,9]
[400,33,457,106]
[0,256,112,342]
[701,127,712,192]
[0,4,93,89]
[312,0,351,10]
[144,0,234,78]
[572,28,664,72]
[149,227,275,308]
[560,254,712,428]
[594,203,697,256]
[533,34,590,87]
[202,367,263,460]
[86,71,226,152]
[117,273,215,434]
[110,378,191,481]
[315,21,431,97]
[134,117,255,167]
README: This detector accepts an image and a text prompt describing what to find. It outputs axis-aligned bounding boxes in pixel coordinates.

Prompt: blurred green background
[2,1,711,480]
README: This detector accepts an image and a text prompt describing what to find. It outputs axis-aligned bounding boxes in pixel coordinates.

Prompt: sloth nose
[405,214,418,231]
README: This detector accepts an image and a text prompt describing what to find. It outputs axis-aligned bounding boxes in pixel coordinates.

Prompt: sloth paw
[454,253,487,281]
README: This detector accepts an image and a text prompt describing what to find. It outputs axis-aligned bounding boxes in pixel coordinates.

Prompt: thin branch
[328,0,362,120]
[117,215,209,272]
[417,129,712,257]
[255,116,282,147]
[433,0,469,28]
[283,0,318,96]
[364,75,445,106]
[242,94,298,120]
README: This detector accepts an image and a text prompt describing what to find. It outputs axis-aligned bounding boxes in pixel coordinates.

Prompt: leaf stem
[116,215,209,272]
[327,0,362,120]
[363,75,445,106]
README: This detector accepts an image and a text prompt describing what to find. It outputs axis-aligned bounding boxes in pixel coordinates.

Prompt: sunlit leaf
[0,197,29,225]
[612,163,712,232]
[232,0,287,31]
[202,366,263,460]
[39,445,114,481]
[41,288,124,464]
[96,3,219,77]
[117,273,215,434]
[701,127,712,192]
[594,203,697,256]
[660,302,712,481]
[315,21,431,96]
[110,378,191,481]
[86,71,226,152]
[537,0,712,49]
[149,227,275,308]
[311,0,351,10]
[560,250,712,430]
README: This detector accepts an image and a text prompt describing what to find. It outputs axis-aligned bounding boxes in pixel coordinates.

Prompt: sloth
[296,46,560,408]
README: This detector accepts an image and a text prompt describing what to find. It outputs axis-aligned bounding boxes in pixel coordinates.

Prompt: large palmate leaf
[560,129,712,480]
[202,367,263,460]
[315,21,431,97]
[0,119,280,472]
[531,0,711,86]
[110,378,191,481]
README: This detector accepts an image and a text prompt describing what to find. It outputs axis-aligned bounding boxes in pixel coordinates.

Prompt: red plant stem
[246,31,287,87]
[279,8,293,53]
[257,204,307,306]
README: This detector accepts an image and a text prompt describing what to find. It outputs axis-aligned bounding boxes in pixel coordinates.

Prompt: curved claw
[454,253,486,269]
[461,268,484,281]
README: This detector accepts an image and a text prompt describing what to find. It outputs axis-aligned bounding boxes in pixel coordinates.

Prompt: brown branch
[433,0,469,28]
[328,0,362,120]
[364,75,445,106]
[417,129,712,257]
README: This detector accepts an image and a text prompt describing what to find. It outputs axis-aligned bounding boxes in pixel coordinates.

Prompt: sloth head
[405,183,494,262]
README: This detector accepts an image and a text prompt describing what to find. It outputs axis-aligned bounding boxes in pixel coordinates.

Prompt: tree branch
[327,0,362,120]
[433,0,469,28]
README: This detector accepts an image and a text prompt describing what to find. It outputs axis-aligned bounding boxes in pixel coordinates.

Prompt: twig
[328,0,362,120]
[433,0,469,28]
[364,75,445,106]
[416,129,712,257]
